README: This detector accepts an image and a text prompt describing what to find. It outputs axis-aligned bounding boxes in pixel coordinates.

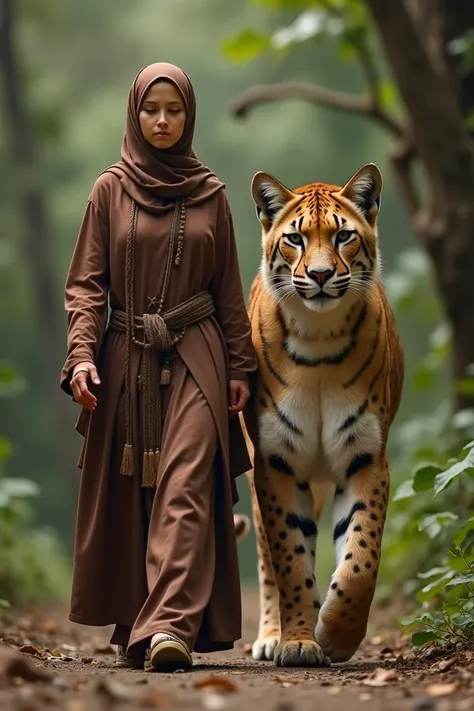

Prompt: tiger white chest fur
[258,381,382,488]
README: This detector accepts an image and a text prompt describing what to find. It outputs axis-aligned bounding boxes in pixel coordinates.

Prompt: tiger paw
[274,639,331,667]
[316,615,366,663]
[252,633,280,661]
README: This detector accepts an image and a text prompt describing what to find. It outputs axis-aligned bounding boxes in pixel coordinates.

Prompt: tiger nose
[307,267,335,285]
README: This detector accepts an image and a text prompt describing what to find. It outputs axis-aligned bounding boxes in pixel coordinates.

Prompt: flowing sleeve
[210,191,257,381]
[60,190,110,396]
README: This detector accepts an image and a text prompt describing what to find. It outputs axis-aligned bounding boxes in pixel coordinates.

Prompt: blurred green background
[0,0,455,605]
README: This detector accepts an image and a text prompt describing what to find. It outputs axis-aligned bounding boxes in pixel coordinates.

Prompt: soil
[1,588,473,711]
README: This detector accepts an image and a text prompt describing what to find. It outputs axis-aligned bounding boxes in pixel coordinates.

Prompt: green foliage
[0,364,70,607]
[380,249,474,649]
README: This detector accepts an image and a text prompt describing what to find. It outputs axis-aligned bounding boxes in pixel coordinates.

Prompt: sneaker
[115,645,135,668]
[144,634,192,673]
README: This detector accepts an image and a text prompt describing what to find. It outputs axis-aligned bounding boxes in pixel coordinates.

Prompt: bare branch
[230,81,403,137]
[390,137,419,218]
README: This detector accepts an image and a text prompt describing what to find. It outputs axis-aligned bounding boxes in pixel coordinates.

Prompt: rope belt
[109,291,215,487]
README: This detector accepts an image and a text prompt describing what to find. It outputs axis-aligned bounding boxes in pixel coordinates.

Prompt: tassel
[160,360,171,386]
[142,450,156,488]
[154,449,161,476]
[120,443,134,476]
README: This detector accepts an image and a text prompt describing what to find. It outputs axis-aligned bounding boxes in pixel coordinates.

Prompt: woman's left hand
[228,379,250,416]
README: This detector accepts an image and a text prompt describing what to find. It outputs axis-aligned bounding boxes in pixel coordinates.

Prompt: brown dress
[60,169,256,661]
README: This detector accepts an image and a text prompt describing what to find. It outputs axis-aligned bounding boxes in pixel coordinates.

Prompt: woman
[60,63,256,672]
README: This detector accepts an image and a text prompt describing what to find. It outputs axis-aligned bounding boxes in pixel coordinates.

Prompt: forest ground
[0,588,473,711]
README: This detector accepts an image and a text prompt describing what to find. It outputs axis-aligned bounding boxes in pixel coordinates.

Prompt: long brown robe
[60,170,256,661]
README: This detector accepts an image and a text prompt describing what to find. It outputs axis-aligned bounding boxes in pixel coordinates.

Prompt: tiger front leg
[254,455,330,668]
[316,454,389,662]
[247,469,281,660]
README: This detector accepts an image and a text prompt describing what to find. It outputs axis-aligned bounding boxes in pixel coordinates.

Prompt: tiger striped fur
[241,163,404,667]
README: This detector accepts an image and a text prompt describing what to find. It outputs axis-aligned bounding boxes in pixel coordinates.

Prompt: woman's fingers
[71,364,99,410]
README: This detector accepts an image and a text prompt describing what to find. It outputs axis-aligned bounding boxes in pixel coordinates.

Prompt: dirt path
[1,588,473,711]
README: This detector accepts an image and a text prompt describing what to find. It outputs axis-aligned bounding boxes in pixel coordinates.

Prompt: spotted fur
[241,164,404,667]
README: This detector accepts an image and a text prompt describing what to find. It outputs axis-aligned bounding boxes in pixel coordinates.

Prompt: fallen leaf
[194,675,238,693]
[19,645,40,656]
[426,683,458,697]
[274,676,299,685]
[437,657,456,672]
[41,620,60,634]
[0,643,53,682]
[363,667,398,687]
[327,687,341,695]
[81,656,95,664]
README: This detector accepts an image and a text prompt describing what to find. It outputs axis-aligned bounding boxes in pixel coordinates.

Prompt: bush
[0,362,71,608]
[379,250,474,649]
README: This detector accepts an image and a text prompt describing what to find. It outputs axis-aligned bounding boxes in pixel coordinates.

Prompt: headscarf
[102,62,224,211]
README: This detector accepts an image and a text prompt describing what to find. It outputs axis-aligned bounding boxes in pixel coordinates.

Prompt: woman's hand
[71,361,101,410]
[228,379,250,417]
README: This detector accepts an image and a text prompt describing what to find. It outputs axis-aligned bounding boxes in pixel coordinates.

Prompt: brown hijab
[102,62,224,212]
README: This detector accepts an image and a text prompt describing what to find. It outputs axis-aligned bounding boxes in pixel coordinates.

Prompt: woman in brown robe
[60,63,257,672]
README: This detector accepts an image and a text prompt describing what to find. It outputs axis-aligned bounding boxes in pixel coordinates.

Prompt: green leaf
[392,478,415,502]
[378,81,398,110]
[446,574,474,588]
[413,463,443,492]
[418,567,451,580]
[0,599,10,609]
[454,517,474,547]
[411,630,440,647]
[417,571,456,603]
[221,29,272,63]
[434,448,474,495]
[418,512,458,540]
[0,478,40,508]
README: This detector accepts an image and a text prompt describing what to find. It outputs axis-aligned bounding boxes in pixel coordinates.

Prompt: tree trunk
[365,0,474,410]
[0,0,61,369]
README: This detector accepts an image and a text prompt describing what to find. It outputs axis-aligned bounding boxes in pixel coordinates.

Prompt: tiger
[239,163,404,667]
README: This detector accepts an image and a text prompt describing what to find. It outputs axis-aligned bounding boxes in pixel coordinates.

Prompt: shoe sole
[145,640,192,673]
[115,658,135,668]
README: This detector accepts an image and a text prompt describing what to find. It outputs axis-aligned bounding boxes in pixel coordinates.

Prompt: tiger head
[251,164,382,313]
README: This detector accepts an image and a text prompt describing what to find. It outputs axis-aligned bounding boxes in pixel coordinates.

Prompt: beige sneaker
[115,645,135,668]
[144,634,192,673]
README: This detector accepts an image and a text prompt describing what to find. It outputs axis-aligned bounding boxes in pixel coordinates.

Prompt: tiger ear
[339,163,382,226]
[251,171,296,229]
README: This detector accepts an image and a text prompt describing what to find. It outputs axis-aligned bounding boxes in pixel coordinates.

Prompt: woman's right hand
[71,361,101,410]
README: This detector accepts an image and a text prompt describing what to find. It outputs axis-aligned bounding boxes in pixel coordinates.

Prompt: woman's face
[139,80,186,150]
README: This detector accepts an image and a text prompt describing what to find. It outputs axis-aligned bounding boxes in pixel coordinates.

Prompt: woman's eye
[285,233,303,246]
[336,230,353,243]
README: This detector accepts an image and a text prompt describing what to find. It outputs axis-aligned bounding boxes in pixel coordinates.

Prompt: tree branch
[365,0,474,205]
[390,137,420,219]
[230,80,403,137]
